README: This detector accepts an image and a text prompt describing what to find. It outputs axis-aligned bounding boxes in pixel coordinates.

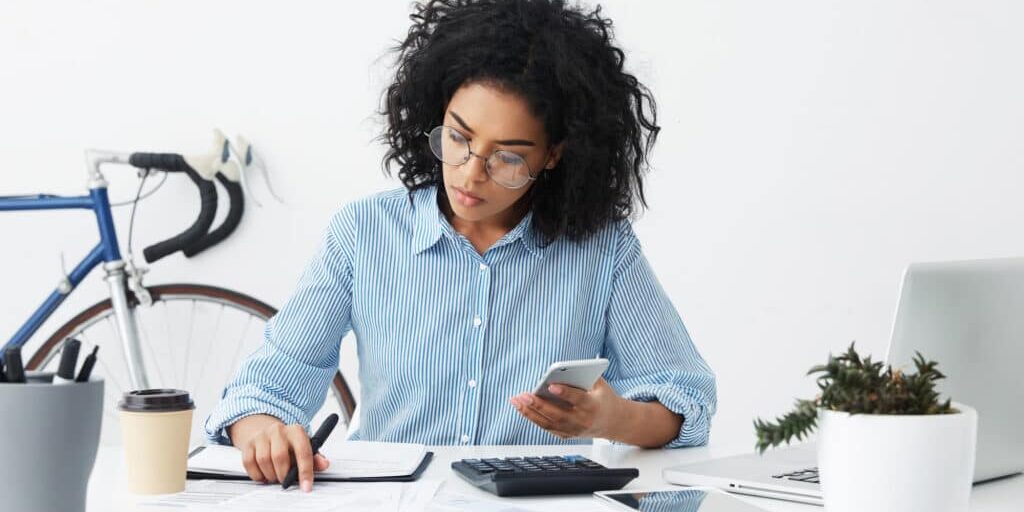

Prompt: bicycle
[0,138,356,447]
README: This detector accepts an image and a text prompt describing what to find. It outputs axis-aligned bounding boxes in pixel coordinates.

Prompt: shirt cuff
[620,383,715,448]
[203,385,311,446]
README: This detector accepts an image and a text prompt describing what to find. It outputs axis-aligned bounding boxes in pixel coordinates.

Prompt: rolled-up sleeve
[602,222,717,448]
[204,206,357,445]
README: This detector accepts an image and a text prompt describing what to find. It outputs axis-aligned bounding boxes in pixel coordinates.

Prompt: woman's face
[440,81,562,228]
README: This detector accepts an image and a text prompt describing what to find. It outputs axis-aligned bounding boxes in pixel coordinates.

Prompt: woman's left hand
[509,377,624,440]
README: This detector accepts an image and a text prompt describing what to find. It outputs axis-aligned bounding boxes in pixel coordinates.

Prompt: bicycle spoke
[79,329,127,394]
[228,315,256,376]
[182,299,198,385]
[160,300,175,382]
[102,374,125,403]
[136,304,163,387]
[192,303,225,392]
[123,312,166,388]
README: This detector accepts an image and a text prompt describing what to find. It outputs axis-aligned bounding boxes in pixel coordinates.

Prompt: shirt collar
[411,186,446,254]
[411,185,545,258]
[498,210,544,258]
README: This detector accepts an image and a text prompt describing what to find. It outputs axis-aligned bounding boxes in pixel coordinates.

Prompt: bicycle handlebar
[182,173,244,257]
[128,152,218,263]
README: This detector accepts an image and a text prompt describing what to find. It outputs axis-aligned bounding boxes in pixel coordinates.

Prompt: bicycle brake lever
[125,259,153,307]
[235,134,285,206]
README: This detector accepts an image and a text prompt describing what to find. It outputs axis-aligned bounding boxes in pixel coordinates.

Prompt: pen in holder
[0,372,103,512]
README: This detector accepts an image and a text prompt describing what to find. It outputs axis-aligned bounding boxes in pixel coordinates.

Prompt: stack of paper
[141,479,444,512]
[188,441,429,480]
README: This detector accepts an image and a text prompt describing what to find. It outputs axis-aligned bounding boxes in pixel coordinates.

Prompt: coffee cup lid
[118,389,194,412]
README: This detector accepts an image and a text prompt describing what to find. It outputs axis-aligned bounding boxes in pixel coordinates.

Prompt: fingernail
[509,396,521,406]
[549,385,562,395]
[302,479,312,492]
[522,395,534,405]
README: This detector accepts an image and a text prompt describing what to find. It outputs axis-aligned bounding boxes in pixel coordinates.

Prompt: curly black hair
[381,0,660,245]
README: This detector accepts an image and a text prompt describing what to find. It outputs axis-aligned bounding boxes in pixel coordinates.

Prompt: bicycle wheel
[26,283,356,448]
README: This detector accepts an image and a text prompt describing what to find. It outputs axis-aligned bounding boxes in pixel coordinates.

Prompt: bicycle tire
[26,283,357,429]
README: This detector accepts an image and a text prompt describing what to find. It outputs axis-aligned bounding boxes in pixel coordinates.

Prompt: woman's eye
[497,152,522,165]
[448,131,466,143]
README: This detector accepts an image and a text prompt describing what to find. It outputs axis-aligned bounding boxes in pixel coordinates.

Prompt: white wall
[2,0,1022,455]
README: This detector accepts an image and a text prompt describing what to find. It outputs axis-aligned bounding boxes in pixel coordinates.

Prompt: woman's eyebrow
[449,111,536,147]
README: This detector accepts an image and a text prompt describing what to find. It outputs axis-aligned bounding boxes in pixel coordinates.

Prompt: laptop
[663,257,1024,505]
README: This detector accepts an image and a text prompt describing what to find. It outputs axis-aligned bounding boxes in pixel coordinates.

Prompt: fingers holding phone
[511,358,625,439]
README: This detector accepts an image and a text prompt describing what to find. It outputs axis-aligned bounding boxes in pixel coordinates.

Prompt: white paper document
[139,480,261,507]
[141,479,443,512]
[426,490,545,512]
[189,441,427,479]
[195,482,404,512]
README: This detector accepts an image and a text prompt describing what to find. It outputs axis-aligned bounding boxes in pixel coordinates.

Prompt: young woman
[206,0,716,492]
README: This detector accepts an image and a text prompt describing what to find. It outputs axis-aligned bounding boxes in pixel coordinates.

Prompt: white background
[2,0,1022,455]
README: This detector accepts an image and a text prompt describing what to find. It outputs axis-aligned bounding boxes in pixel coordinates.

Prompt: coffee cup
[118,389,195,494]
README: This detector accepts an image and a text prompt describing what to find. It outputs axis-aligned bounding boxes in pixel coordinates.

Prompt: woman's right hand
[227,414,331,491]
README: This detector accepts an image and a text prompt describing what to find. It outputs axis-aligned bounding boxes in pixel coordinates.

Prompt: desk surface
[88,443,1023,511]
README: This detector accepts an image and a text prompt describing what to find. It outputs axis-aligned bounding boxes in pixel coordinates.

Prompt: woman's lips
[452,187,484,207]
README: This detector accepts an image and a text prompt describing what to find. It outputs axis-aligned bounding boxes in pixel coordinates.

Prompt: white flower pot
[817,403,977,512]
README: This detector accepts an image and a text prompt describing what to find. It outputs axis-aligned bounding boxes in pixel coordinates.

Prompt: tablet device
[594,488,770,511]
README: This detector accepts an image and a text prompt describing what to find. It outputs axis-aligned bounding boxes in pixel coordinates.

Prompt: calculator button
[452,455,638,497]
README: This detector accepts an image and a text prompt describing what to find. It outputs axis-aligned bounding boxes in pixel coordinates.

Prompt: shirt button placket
[464,259,491,446]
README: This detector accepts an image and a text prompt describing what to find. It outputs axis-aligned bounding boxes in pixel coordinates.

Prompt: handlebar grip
[128,152,194,173]
[182,173,244,257]
[129,152,219,263]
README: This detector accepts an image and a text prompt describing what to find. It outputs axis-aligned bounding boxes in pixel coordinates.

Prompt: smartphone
[595,488,769,511]
[532,358,609,407]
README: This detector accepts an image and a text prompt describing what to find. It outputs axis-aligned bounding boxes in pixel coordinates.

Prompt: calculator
[450,455,639,497]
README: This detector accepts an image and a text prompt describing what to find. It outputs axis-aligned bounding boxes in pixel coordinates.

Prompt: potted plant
[754,344,977,512]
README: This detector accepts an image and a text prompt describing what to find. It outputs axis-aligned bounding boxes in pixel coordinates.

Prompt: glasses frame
[425,125,540,190]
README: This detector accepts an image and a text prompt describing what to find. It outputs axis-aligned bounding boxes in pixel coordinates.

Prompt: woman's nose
[464,151,490,183]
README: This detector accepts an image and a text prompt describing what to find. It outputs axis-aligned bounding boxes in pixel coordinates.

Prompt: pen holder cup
[0,374,103,512]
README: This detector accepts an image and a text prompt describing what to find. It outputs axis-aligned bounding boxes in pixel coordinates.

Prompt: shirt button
[461,434,470,444]
[468,379,477,388]
[473,316,482,327]
[479,263,488,271]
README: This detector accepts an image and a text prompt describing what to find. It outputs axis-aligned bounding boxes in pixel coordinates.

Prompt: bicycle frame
[0,151,151,388]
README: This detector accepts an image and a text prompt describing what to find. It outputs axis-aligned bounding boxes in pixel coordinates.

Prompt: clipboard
[186,446,434,482]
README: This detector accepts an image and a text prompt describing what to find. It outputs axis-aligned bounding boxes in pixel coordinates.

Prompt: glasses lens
[428,126,470,165]
[487,151,533,188]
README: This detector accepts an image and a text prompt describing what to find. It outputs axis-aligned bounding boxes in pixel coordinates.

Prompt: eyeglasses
[426,125,538,189]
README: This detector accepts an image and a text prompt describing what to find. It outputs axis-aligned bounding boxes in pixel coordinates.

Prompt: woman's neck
[440,194,530,255]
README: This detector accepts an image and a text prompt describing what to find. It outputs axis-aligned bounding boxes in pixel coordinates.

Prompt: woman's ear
[544,142,566,170]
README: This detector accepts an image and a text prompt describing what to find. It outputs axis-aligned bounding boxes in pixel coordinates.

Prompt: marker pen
[75,346,99,382]
[53,338,81,385]
[4,347,25,384]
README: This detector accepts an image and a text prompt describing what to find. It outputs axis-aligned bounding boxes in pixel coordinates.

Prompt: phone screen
[599,489,767,512]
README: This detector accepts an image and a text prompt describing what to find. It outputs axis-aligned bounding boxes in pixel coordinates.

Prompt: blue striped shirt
[205,185,716,448]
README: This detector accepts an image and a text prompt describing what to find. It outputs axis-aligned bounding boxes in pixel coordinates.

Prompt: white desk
[88,443,1024,511]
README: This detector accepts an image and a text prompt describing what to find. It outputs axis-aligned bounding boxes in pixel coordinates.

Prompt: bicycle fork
[104,260,151,390]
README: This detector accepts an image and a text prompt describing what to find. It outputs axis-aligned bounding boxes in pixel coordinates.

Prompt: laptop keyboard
[771,467,820,484]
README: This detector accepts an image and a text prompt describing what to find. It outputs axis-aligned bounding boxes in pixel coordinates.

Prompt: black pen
[4,347,25,384]
[53,338,81,385]
[282,413,339,490]
[75,346,99,382]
